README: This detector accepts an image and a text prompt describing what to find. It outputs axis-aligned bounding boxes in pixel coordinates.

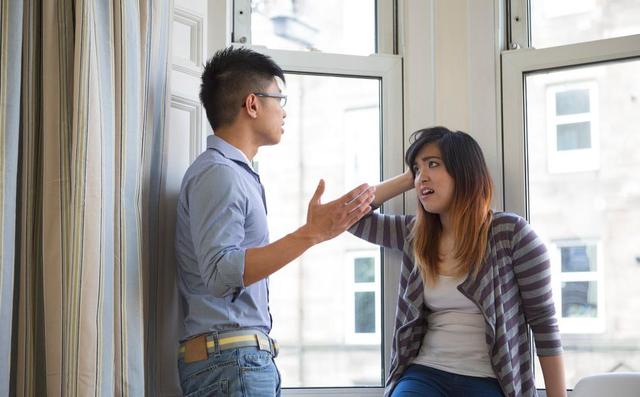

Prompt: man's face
[254,77,287,146]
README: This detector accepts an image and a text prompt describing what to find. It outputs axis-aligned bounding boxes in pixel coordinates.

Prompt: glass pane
[557,122,591,150]
[354,257,375,283]
[525,59,640,387]
[530,0,640,48]
[562,281,598,318]
[250,0,376,55]
[561,245,597,272]
[258,74,382,387]
[556,89,590,115]
[355,292,376,333]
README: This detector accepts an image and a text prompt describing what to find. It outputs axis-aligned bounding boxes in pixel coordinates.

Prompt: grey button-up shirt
[175,134,271,340]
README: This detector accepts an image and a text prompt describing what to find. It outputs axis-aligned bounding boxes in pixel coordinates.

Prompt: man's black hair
[199,47,285,131]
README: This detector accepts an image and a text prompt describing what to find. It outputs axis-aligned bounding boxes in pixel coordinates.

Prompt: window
[545,81,599,173]
[256,73,386,387]
[235,0,378,55]
[345,252,381,345]
[213,1,403,392]
[549,241,604,334]
[503,0,640,389]
[530,0,640,48]
[248,0,375,55]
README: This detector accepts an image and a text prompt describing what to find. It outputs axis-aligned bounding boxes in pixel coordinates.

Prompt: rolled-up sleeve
[187,164,247,297]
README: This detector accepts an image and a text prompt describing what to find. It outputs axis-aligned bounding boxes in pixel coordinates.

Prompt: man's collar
[207,134,255,172]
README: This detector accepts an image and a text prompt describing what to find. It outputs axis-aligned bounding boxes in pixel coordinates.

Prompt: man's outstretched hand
[302,179,375,243]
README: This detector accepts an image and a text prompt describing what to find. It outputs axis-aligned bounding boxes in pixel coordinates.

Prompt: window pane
[355,257,375,283]
[556,89,590,115]
[561,245,597,272]
[530,0,640,48]
[259,74,382,387]
[355,292,376,333]
[525,59,640,387]
[250,0,376,55]
[557,122,591,151]
[562,281,598,318]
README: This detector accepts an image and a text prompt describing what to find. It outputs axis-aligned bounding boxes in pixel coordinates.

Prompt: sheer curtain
[0,0,175,395]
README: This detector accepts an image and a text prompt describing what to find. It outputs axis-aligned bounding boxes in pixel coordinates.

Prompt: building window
[546,81,599,173]
[550,241,604,333]
[345,252,380,345]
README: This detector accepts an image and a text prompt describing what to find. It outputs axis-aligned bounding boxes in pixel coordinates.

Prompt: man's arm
[243,179,375,286]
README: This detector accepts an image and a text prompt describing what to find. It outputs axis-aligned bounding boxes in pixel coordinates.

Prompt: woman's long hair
[405,127,494,285]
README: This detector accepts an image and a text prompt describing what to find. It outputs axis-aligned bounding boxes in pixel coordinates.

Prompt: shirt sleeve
[348,211,414,251]
[511,216,564,356]
[187,164,247,298]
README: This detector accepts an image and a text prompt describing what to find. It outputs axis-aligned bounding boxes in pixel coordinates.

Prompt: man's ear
[243,94,259,119]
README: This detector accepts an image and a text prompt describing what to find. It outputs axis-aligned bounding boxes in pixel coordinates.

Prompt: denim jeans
[392,364,504,397]
[178,346,281,397]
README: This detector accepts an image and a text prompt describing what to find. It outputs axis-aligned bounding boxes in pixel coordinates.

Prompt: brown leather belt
[179,329,279,364]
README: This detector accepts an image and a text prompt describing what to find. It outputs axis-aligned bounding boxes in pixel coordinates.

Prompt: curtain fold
[1,0,172,395]
[0,0,24,394]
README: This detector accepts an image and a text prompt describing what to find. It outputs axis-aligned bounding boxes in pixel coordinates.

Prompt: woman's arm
[348,169,415,250]
[372,168,414,207]
[539,354,567,397]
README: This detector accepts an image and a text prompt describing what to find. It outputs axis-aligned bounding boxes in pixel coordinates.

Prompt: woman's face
[412,143,455,215]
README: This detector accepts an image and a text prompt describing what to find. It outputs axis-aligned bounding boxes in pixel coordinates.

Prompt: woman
[350,126,566,397]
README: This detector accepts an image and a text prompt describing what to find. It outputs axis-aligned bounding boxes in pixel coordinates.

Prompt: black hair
[199,47,285,131]
[405,126,494,285]
[405,126,489,188]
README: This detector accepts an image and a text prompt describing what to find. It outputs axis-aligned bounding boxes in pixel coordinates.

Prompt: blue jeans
[392,365,504,397]
[178,346,281,397]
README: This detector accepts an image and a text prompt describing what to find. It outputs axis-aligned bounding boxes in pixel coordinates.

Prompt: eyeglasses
[250,92,288,108]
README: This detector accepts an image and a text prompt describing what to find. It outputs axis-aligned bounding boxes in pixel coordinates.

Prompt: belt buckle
[184,334,208,363]
[256,334,271,353]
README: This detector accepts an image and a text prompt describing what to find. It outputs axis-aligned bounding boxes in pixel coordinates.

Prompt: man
[175,47,375,396]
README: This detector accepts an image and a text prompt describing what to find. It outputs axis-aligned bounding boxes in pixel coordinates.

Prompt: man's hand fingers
[346,205,372,228]
[342,183,371,204]
[345,190,375,214]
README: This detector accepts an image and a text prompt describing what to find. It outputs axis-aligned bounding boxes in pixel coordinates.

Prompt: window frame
[501,33,640,217]
[503,1,640,394]
[256,50,402,395]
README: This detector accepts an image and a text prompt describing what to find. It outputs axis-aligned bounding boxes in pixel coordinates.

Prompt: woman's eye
[428,161,439,168]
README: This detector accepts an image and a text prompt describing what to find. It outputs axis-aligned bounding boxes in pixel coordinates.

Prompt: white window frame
[344,251,382,345]
[549,240,605,334]
[504,2,640,395]
[207,1,440,395]
[502,33,640,217]
[546,80,599,174]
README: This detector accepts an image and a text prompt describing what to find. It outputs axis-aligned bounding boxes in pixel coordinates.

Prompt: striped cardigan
[351,211,563,396]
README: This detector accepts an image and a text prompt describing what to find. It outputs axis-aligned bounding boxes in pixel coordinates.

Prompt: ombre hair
[405,127,493,285]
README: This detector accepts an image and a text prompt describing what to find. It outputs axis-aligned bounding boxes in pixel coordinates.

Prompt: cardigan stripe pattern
[351,211,563,397]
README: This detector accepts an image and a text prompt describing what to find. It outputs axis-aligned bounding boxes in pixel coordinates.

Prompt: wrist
[295,224,324,246]
[403,171,414,190]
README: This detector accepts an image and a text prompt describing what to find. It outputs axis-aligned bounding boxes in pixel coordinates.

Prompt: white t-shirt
[412,274,496,378]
